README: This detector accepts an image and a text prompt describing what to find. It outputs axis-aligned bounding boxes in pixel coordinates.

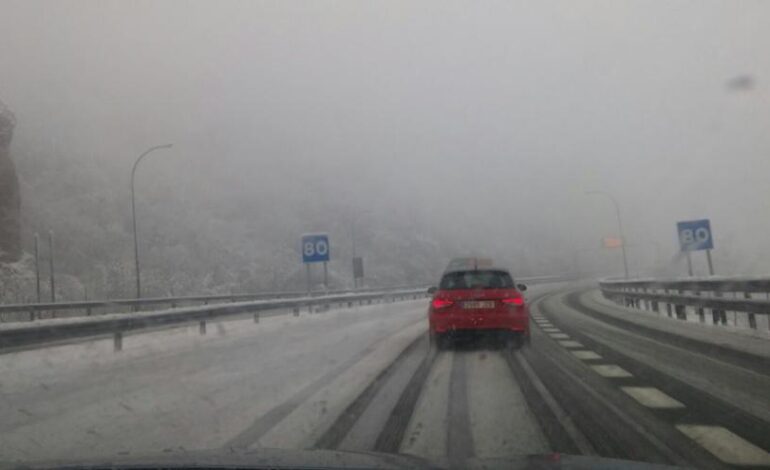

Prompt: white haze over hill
[0,1,769,300]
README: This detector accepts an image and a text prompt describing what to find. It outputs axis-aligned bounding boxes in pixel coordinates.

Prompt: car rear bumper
[429,315,528,334]
[431,328,526,341]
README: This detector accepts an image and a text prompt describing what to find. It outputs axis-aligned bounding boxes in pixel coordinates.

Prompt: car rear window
[439,270,514,290]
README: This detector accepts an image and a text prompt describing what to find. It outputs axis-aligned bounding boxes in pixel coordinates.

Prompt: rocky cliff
[0,99,21,263]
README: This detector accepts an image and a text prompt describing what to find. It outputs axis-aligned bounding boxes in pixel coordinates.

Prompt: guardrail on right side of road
[599,277,770,331]
[0,288,430,353]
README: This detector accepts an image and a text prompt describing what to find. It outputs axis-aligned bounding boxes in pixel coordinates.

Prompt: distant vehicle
[428,261,529,350]
[444,257,495,272]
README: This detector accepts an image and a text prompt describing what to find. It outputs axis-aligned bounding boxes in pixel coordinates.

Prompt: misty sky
[1,1,769,277]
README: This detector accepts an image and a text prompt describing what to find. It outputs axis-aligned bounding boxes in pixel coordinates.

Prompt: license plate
[462,301,495,309]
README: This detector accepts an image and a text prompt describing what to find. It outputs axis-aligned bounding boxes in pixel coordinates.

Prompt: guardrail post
[694,291,704,323]
[199,320,206,335]
[674,289,687,320]
[113,332,123,352]
[293,306,300,316]
[745,292,756,329]
[348,301,353,308]
[253,313,259,323]
[712,290,726,325]
[674,304,686,320]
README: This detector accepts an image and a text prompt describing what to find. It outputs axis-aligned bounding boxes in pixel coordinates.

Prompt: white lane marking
[591,365,633,378]
[621,387,684,409]
[549,333,569,339]
[541,328,560,333]
[399,352,452,458]
[558,340,583,348]
[571,350,602,360]
[676,424,770,466]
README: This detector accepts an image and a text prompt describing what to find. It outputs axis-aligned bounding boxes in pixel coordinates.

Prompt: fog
[1,1,769,299]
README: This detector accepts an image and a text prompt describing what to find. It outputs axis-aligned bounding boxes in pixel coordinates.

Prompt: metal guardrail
[0,274,576,323]
[600,277,770,293]
[599,277,770,330]
[0,285,423,322]
[0,288,429,352]
[0,273,578,351]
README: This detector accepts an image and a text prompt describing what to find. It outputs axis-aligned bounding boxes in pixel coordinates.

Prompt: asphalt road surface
[1,283,768,469]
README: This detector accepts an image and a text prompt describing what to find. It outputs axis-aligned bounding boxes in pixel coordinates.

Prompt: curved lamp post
[131,144,173,299]
[586,190,629,279]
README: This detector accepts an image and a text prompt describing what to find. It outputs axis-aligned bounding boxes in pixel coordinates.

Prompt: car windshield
[0,1,768,469]
[440,270,514,290]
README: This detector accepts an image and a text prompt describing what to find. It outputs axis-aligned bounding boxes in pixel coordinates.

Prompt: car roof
[443,257,510,275]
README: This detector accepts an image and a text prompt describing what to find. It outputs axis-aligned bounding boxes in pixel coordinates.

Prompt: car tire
[430,332,449,351]
[506,333,525,351]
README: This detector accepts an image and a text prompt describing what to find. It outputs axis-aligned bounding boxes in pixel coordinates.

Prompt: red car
[428,265,530,350]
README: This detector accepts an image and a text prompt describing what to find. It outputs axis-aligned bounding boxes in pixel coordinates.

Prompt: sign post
[323,262,328,290]
[676,219,715,276]
[353,257,364,288]
[302,233,331,292]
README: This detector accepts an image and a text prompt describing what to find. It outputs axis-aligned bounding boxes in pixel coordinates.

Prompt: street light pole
[131,143,173,300]
[351,221,357,288]
[586,190,629,279]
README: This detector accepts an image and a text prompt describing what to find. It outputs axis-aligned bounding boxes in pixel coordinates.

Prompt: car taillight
[501,297,525,306]
[431,298,454,309]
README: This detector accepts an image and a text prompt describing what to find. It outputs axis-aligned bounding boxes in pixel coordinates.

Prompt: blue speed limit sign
[677,219,713,252]
[301,234,330,263]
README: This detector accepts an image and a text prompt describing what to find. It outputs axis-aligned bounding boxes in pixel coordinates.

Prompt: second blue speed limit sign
[677,219,713,252]
[302,234,330,263]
